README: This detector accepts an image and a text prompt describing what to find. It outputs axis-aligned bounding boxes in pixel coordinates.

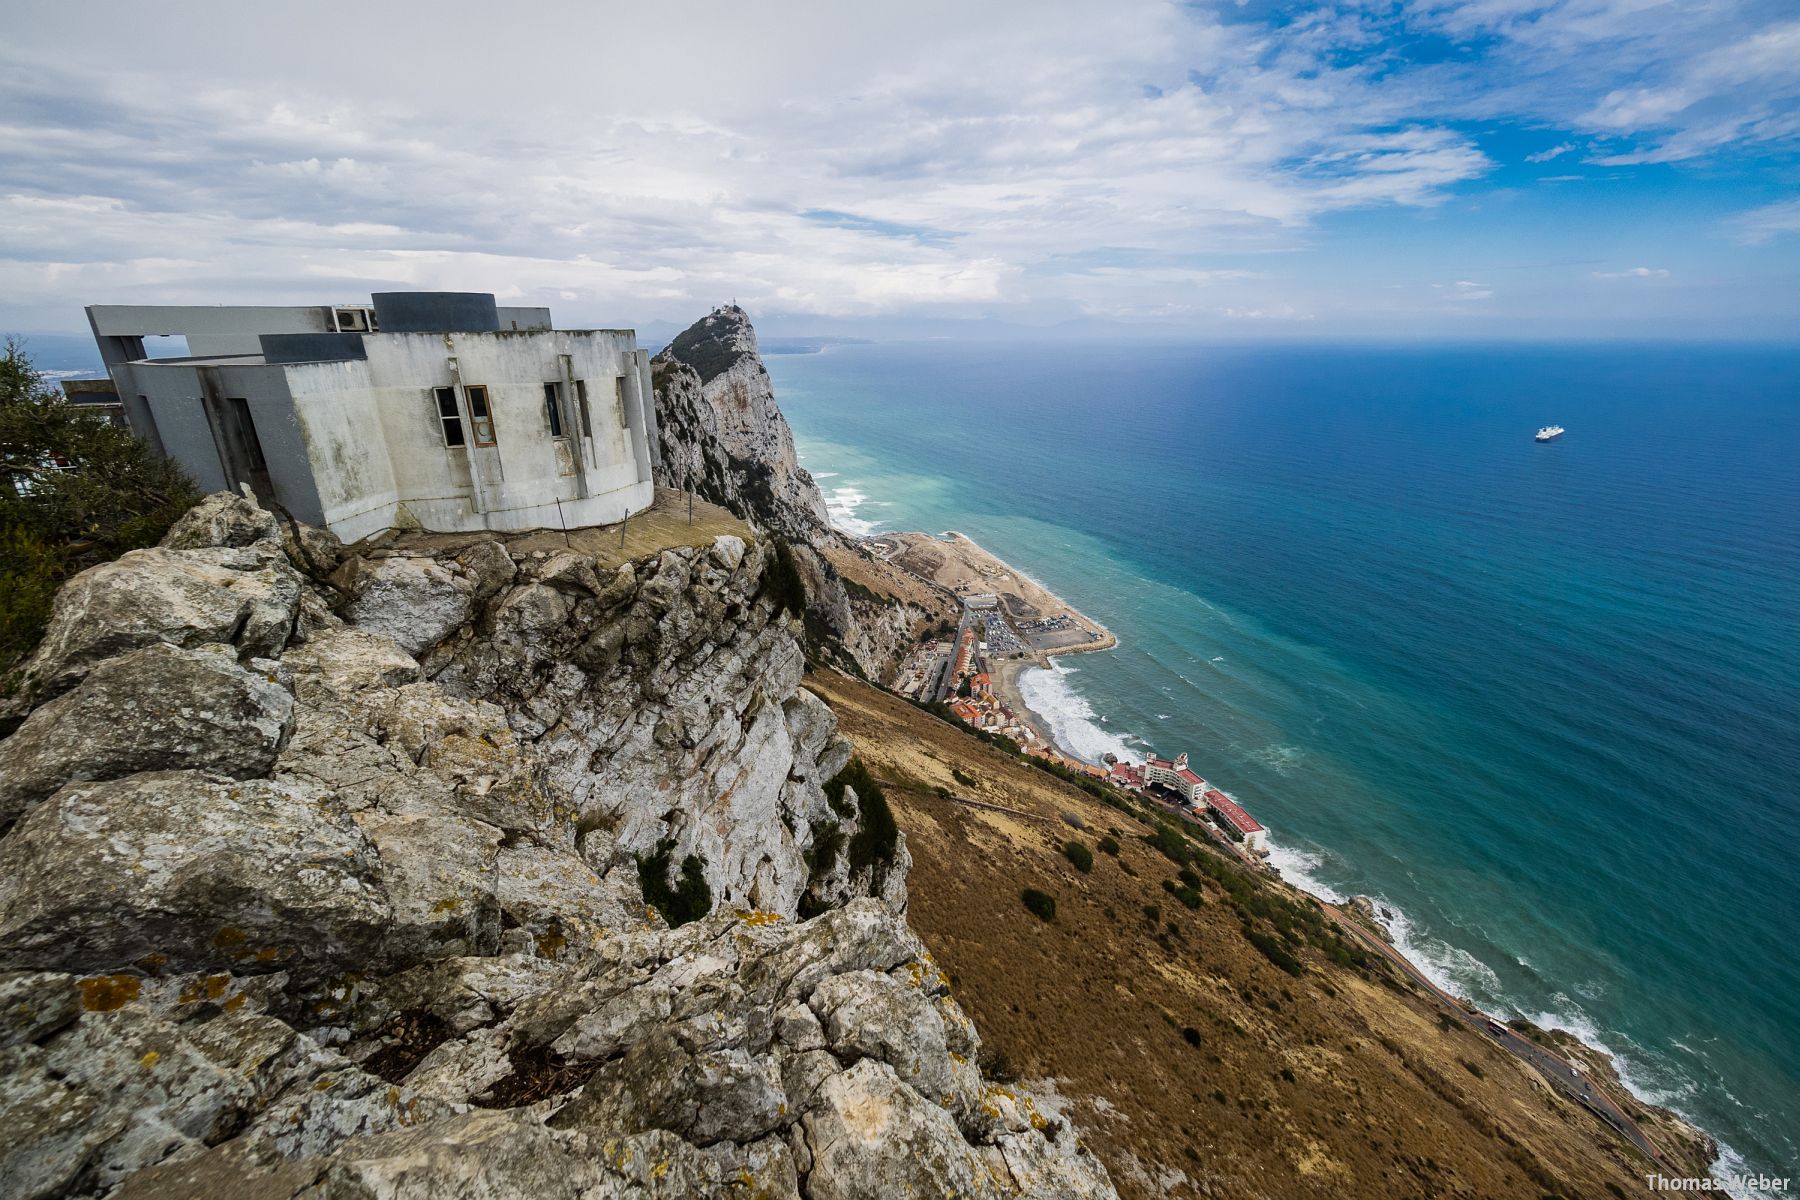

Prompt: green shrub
[1098,835,1120,855]
[1021,889,1056,922]
[0,340,197,681]
[1244,925,1304,976]
[951,766,976,788]
[637,840,713,927]
[837,759,899,883]
[761,538,807,617]
[1162,879,1204,910]
[1182,1026,1202,1048]
[1061,841,1094,873]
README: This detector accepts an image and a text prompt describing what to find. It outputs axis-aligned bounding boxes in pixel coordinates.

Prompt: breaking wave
[1015,661,1142,766]
[824,484,881,537]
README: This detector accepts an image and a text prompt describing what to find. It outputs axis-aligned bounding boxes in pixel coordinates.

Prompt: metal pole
[619,509,628,550]
[555,498,571,548]
[688,488,694,526]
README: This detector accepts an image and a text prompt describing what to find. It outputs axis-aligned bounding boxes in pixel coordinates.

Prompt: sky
[2,0,1798,341]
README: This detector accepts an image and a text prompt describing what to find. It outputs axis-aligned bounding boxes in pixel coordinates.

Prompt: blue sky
[2,0,1797,339]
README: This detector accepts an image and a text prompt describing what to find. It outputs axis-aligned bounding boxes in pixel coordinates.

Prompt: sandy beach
[865,529,1115,760]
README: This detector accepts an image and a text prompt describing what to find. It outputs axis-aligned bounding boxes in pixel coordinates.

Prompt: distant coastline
[859,523,1724,1185]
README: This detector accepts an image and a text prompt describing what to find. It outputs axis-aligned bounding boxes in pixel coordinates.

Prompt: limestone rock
[335,555,474,658]
[0,772,389,980]
[0,644,293,832]
[15,543,301,703]
[800,1059,996,1200]
[158,489,281,551]
[0,971,79,1048]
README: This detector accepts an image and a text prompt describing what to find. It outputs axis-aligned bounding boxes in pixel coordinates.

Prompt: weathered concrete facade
[87,292,655,542]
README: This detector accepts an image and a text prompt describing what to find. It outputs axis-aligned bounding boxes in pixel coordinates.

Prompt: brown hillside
[809,667,1668,1200]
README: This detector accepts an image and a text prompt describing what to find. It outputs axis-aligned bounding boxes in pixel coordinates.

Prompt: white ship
[1535,424,1565,442]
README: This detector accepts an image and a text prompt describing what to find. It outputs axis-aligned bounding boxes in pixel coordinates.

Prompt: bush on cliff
[1021,889,1057,922]
[1062,841,1094,873]
[0,340,197,679]
[637,839,713,928]
[830,758,899,881]
[762,537,807,618]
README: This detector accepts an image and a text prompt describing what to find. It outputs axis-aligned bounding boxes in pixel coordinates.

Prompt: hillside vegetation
[810,667,1678,1200]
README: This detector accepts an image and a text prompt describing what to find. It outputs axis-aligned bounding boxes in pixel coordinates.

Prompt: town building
[74,291,659,543]
[1202,789,1268,853]
[1143,752,1209,804]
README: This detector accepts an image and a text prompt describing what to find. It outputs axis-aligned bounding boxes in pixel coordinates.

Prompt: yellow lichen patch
[431,897,463,914]
[252,946,281,962]
[78,974,141,1012]
[313,1075,338,1092]
[222,993,247,1012]
[536,928,568,958]
[950,1051,967,1064]
[733,909,784,927]
[136,952,169,973]
[651,1160,671,1180]
[139,1050,161,1069]
[212,926,248,951]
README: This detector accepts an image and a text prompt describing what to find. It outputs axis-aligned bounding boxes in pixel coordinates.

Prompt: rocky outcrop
[0,490,1114,1199]
[652,306,947,681]
[653,306,831,545]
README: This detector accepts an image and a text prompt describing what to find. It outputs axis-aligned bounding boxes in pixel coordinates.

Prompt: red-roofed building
[1143,751,1207,802]
[1108,761,1144,791]
[1203,789,1268,853]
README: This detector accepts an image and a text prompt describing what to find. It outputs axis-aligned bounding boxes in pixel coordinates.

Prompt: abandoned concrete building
[77,291,659,543]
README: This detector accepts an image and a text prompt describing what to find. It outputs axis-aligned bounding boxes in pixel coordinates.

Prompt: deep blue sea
[765,339,1800,1185]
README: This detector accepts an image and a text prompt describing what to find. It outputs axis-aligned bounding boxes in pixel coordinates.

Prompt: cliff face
[0,491,1114,1200]
[652,307,954,682]
[652,306,831,545]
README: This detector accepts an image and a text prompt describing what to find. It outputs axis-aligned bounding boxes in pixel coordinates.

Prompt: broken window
[542,382,566,439]
[465,385,496,446]
[575,379,593,438]
[434,387,465,447]
[228,398,267,470]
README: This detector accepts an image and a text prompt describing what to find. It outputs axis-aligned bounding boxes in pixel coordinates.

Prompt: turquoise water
[765,339,1800,1184]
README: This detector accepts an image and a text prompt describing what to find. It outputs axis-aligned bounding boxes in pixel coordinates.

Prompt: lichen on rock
[0,489,1114,1199]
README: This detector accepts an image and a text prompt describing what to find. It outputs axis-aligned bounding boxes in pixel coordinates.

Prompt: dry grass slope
[809,667,1669,1200]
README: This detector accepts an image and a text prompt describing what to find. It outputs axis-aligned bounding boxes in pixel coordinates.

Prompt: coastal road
[1321,906,1678,1172]
[1143,791,1678,1171]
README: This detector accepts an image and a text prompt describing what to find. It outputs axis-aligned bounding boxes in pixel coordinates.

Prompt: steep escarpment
[0,490,1114,1200]
[811,668,1697,1200]
[652,307,955,681]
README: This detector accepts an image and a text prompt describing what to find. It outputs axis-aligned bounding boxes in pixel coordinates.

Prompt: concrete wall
[134,365,228,492]
[88,305,332,358]
[496,307,553,331]
[284,328,653,541]
[86,299,655,541]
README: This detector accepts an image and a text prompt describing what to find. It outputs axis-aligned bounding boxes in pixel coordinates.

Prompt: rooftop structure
[1144,752,1208,803]
[1203,789,1268,852]
[77,291,658,542]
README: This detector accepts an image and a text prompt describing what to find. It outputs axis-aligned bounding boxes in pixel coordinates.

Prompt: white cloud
[1593,266,1670,278]
[1730,199,1800,245]
[0,0,1792,332]
[1436,280,1495,301]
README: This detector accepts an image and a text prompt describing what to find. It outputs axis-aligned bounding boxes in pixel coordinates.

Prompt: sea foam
[1015,661,1142,766]
[825,484,880,537]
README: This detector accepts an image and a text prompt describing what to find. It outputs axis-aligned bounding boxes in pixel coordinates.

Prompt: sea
[764,337,1800,1187]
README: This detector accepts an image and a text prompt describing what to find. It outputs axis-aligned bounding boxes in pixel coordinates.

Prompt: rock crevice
[0,490,1114,1200]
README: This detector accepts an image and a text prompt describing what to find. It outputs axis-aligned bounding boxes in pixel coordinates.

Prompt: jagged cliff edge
[0,486,1113,1188]
[651,306,950,681]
